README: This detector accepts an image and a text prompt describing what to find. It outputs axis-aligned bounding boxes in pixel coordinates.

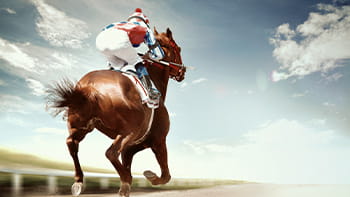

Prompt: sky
[1,0,350,184]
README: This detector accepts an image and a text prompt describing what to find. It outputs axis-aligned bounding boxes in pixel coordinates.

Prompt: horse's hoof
[143,170,157,181]
[119,182,130,197]
[71,182,83,196]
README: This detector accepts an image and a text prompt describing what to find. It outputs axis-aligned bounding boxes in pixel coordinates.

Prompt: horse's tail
[46,79,97,117]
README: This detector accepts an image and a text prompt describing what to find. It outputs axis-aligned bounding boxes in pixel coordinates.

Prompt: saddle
[113,59,186,109]
[122,71,160,109]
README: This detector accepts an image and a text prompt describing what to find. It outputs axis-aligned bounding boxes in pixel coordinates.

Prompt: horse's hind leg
[66,114,93,196]
[144,141,171,185]
[106,134,133,197]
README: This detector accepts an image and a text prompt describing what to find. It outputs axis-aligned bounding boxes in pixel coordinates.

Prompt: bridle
[167,40,183,65]
[143,39,186,82]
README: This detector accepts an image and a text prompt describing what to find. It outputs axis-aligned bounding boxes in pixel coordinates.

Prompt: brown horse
[46,28,185,197]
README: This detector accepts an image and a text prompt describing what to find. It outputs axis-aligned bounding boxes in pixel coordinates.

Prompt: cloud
[323,72,343,82]
[31,0,90,48]
[1,8,16,14]
[270,4,350,81]
[169,112,177,117]
[34,127,66,135]
[192,78,207,84]
[182,119,350,183]
[0,36,86,86]
[292,90,309,98]
[3,116,26,126]
[0,38,37,72]
[323,102,336,107]
[0,94,42,114]
[309,118,327,126]
[247,90,254,95]
[26,78,45,96]
[180,82,188,88]
[183,140,235,155]
[0,79,6,86]
[179,78,207,89]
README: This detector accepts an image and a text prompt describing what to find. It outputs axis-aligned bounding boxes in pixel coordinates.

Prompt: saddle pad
[122,73,159,109]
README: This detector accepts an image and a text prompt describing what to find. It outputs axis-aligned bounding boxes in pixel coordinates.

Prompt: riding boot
[140,75,161,100]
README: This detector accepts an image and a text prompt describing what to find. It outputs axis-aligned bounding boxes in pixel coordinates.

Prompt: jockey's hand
[142,52,151,60]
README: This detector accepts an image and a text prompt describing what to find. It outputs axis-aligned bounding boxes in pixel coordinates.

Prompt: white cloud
[180,82,188,88]
[183,140,235,155]
[3,116,26,126]
[169,112,177,117]
[247,90,254,95]
[292,90,309,98]
[323,102,336,107]
[26,78,45,96]
[34,127,66,135]
[0,38,38,72]
[309,118,327,126]
[179,78,206,89]
[182,119,350,183]
[0,36,86,87]
[1,8,16,14]
[0,94,42,114]
[0,79,6,86]
[31,0,90,48]
[270,4,350,81]
[192,78,207,84]
[323,72,343,82]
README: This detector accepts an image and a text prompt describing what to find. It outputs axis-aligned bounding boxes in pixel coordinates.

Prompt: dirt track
[30,184,350,197]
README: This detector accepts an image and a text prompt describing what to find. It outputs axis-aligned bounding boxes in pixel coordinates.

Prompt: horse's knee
[66,137,78,154]
[66,137,74,145]
[105,148,118,161]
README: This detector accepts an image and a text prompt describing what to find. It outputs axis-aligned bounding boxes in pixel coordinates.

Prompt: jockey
[96,8,164,100]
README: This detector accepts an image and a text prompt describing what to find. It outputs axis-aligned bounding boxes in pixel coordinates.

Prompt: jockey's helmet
[128,8,149,24]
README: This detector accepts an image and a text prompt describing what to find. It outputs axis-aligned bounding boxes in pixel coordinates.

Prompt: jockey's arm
[144,29,165,60]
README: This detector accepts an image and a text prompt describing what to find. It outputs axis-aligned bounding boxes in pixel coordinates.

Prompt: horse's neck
[149,66,170,102]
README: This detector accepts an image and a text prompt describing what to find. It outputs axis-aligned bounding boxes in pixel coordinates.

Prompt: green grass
[0,146,114,173]
[0,146,248,194]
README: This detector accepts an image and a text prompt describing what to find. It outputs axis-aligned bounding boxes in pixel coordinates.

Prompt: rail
[0,168,144,196]
[0,168,222,196]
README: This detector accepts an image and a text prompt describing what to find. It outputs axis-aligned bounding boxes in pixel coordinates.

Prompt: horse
[46,28,186,197]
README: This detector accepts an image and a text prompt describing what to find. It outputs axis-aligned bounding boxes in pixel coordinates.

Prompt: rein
[144,58,186,82]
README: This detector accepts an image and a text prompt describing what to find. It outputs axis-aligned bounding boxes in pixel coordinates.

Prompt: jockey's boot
[140,75,161,100]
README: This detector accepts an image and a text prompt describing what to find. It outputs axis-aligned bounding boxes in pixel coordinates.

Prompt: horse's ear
[154,26,159,35]
[166,28,173,39]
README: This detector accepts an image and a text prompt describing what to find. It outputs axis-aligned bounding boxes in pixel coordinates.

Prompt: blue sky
[1,0,350,184]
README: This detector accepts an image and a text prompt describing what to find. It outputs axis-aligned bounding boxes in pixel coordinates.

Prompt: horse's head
[154,27,186,82]
[154,28,182,64]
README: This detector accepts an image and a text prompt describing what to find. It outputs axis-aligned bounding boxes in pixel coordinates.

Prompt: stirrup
[140,76,161,100]
[149,88,161,100]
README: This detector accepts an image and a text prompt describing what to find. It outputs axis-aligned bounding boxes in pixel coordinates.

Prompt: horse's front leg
[144,141,171,185]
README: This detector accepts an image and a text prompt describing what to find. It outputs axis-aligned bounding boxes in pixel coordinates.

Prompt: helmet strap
[128,16,150,28]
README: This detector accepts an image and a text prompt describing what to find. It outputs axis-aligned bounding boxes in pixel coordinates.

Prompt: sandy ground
[29,184,350,197]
